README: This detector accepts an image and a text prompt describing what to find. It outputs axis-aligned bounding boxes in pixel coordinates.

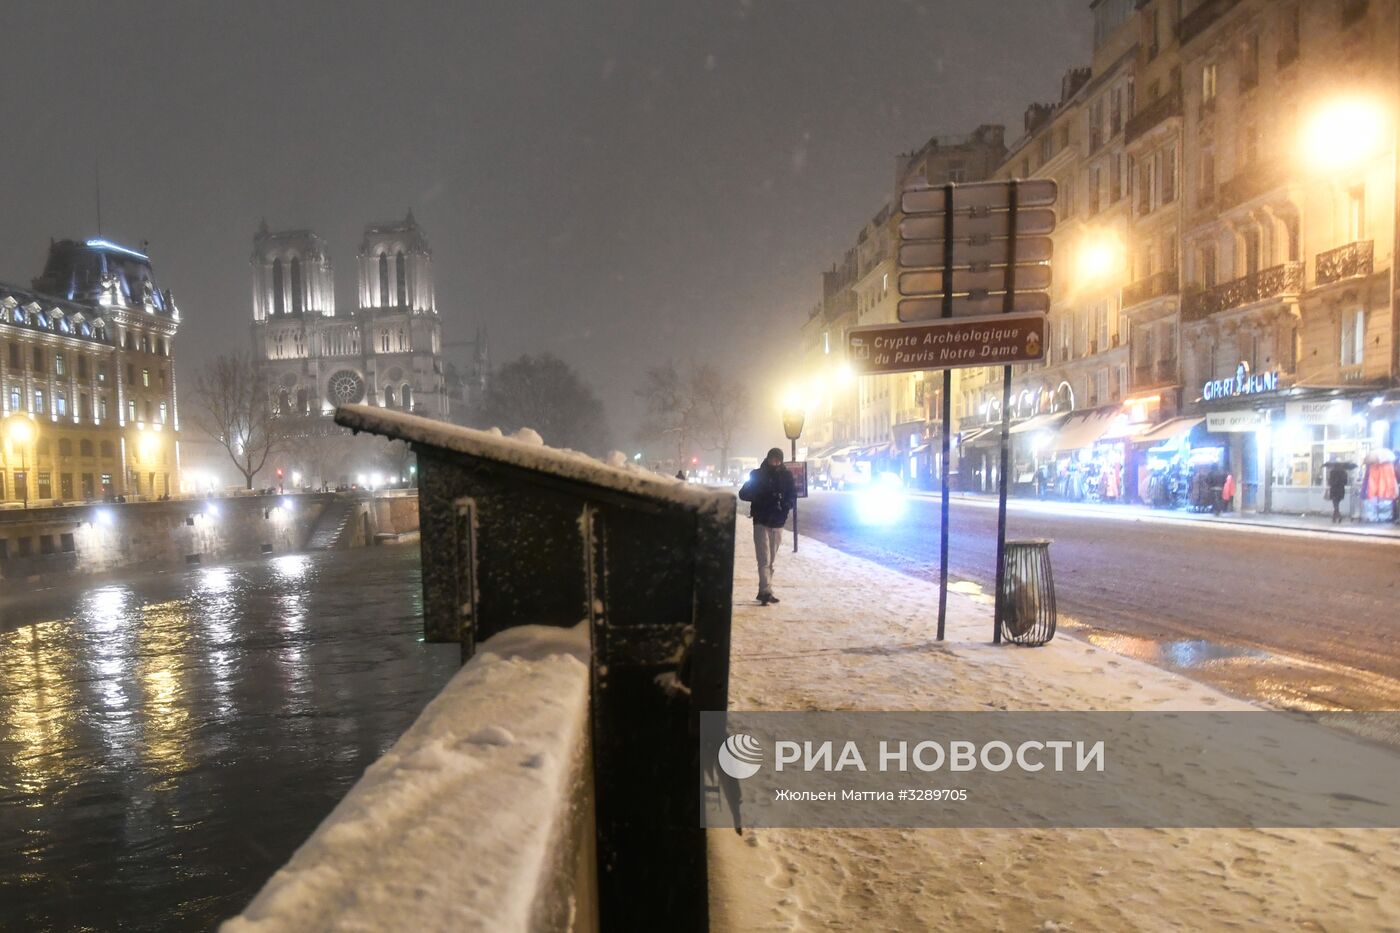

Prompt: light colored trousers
[753,523,784,596]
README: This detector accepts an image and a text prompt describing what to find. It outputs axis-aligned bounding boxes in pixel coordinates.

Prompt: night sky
[1,0,1087,455]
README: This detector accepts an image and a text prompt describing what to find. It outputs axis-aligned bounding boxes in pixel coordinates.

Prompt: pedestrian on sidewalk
[1326,461,1350,523]
[1207,466,1226,516]
[738,447,796,605]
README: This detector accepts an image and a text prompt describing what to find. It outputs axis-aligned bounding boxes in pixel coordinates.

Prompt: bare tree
[188,352,287,490]
[636,362,749,472]
[690,363,749,475]
[637,362,697,465]
[481,353,610,455]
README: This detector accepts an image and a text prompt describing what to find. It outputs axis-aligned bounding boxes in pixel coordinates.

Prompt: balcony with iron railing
[1218,164,1286,210]
[1179,0,1243,45]
[1314,240,1374,287]
[1122,270,1180,309]
[1125,89,1182,145]
[1182,262,1304,321]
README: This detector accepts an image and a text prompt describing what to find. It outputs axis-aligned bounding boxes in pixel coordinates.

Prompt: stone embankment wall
[0,490,420,584]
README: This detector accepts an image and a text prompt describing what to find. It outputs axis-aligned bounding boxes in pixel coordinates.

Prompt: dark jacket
[1326,464,1350,502]
[739,463,796,528]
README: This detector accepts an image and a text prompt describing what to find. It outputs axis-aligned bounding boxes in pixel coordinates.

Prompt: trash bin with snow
[334,403,736,932]
[999,539,1056,646]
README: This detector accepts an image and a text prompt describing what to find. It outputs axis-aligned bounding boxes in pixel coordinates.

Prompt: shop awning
[958,428,1000,448]
[1009,412,1070,436]
[807,443,841,460]
[1048,408,1122,452]
[1132,416,1205,446]
[828,445,859,459]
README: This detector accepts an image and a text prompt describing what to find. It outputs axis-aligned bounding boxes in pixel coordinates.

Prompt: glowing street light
[1301,96,1389,173]
[5,415,36,508]
[1075,233,1124,288]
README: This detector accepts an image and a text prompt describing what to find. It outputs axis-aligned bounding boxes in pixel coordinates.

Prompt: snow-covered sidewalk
[709,519,1400,931]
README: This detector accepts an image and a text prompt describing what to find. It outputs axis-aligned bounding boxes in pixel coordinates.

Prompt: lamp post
[6,415,35,509]
[782,407,805,552]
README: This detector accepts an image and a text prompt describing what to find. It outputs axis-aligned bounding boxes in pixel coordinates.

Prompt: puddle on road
[942,577,1398,710]
[1084,632,1270,670]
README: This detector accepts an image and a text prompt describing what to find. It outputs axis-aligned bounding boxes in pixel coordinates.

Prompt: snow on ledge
[223,623,593,933]
[334,404,734,515]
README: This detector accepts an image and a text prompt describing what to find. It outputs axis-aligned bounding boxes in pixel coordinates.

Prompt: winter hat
[766,447,785,462]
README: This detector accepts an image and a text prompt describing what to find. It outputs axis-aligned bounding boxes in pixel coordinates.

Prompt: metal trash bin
[999,538,1056,646]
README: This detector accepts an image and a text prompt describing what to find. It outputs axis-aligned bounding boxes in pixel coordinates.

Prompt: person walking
[738,447,796,605]
[1326,461,1350,524]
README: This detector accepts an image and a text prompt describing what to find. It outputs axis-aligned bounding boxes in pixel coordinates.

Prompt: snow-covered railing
[225,625,596,932]
[324,405,736,931]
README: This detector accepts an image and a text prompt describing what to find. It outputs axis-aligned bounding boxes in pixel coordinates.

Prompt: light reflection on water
[0,546,457,932]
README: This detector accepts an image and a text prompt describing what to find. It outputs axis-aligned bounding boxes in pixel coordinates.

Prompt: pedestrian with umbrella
[1324,459,1356,524]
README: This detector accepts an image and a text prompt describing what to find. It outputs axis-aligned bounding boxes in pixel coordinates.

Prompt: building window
[100,442,113,458]
[1110,87,1123,137]
[381,331,391,353]
[1201,62,1217,113]
[7,386,18,412]
[127,400,136,423]
[127,364,135,385]
[80,439,94,457]
[97,364,107,384]
[60,531,75,552]
[60,474,74,500]
[99,396,108,421]
[396,251,407,307]
[55,354,66,376]
[1242,228,1261,277]
[32,347,43,370]
[1200,243,1217,287]
[1199,150,1216,205]
[55,393,67,417]
[290,257,304,315]
[1279,5,1301,65]
[38,472,52,500]
[1347,186,1365,241]
[159,401,168,424]
[34,389,45,414]
[1239,33,1260,90]
[1089,99,1104,152]
[272,257,285,316]
[1341,308,1366,367]
[7,343,18,368]
[378,253,390,307]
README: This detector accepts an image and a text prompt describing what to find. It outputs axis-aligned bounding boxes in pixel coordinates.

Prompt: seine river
[0,546,457,931]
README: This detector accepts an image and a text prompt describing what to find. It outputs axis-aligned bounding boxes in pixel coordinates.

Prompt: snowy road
[795,490,1400,710]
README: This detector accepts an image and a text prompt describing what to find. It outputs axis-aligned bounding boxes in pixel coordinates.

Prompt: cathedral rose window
[327,370,366,405]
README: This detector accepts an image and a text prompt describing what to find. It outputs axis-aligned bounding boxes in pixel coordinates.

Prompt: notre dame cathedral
[249,211,487,485]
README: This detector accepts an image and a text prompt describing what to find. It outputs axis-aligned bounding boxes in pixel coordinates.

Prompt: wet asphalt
[796,490,1400,711]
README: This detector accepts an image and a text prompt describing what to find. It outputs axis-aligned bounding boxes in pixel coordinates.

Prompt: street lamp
[5,415,35,509]
[1300,96,1388,173]
[1075,232,1124,289]
[782,407,805,553]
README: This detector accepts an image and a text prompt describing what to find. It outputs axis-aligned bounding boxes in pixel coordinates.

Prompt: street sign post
[784,461,809,498]
[893,178,1058,643]
[781,409,805,552]
[847,313,1047,374]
